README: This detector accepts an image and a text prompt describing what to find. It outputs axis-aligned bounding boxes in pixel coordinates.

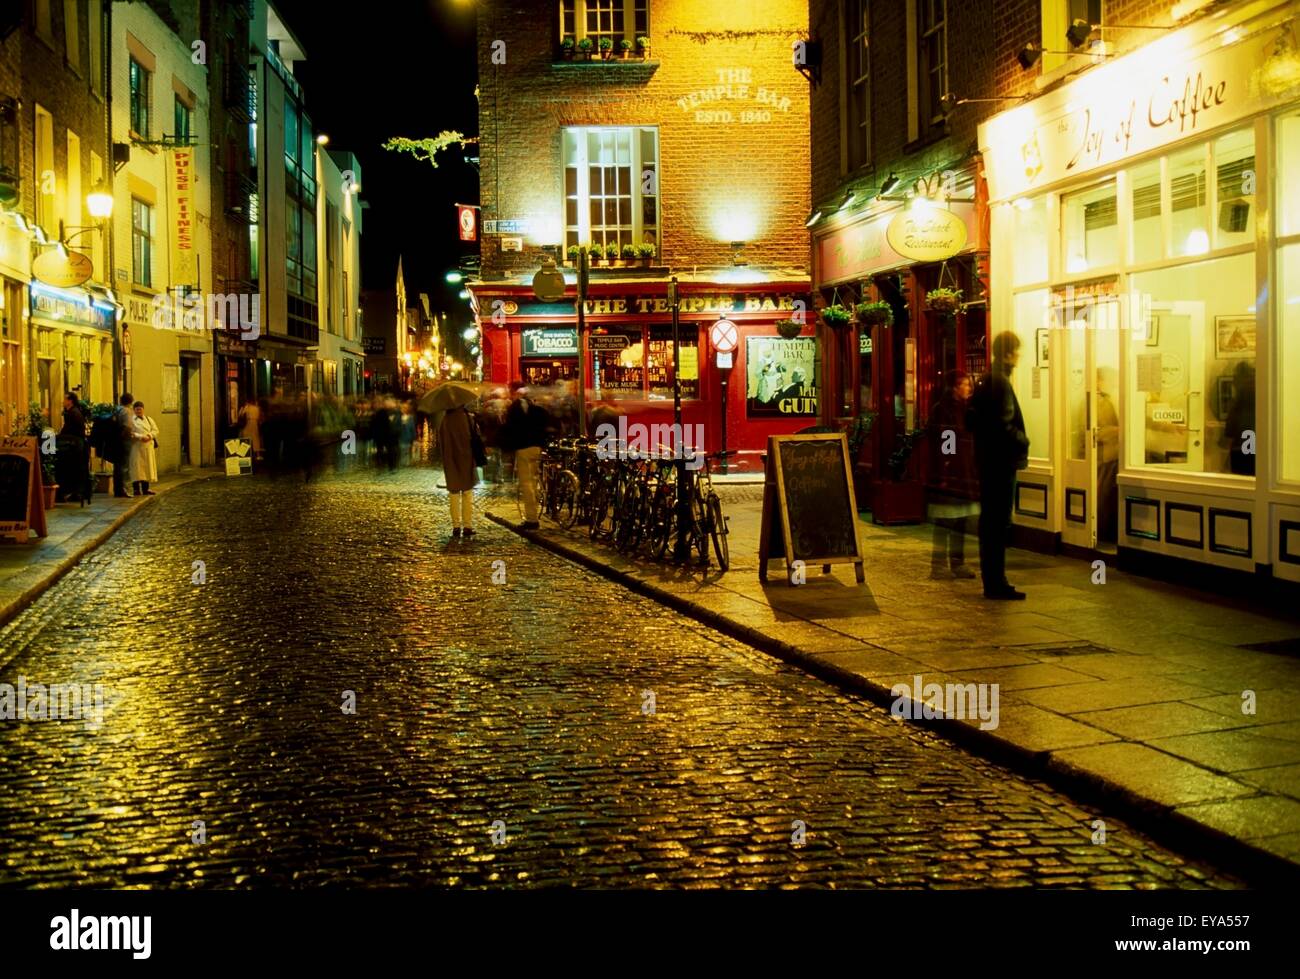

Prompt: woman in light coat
[128,401,160,496]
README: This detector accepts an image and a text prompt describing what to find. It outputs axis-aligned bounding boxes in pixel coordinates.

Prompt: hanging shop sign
[885,207,968,263]
[33,249,93,289]
[979,12,1298,201]
[362,336,387,354]
[745,336,817,418]
[167,147,197,287]
[488,294,802,319]
[483,219,529,235]
[458,206,478,242]
[816,202,977,286]
[521,328,578,358]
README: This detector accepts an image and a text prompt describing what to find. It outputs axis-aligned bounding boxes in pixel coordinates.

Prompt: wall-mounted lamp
[804,209,823,228]
[939,92,1028,116]
[316,133,330,146]
[86,182,113,220]
[838,190,857,212]
[1066,19,1172,47]
[111,141,131,172]
[1017,41,1112,68]
[730,241,747,266]
[878,173,900,196]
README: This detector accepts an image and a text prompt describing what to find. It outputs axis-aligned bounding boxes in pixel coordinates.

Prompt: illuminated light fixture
[909,193,934,215]
[316,133,330,145]
[804,209,823,228]
[1067,19,1172,48]
[838,190,857,212]
[730,240,747,266]
[11,212,28,233]
[878,173,900,196]
[458,289,470,300]
[1012,197,1034,211]
[55,242,68,258]
[445,270,463,284]
[463,327,479,341]
[86,183,113,219]
[1184,229,1210,255]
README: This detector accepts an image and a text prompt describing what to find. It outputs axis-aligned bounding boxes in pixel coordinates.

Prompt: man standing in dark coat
[112,392,134,498]
[969,332,1030,600]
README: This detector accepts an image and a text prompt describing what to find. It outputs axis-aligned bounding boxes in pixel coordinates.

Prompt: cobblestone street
[0,468,1242,888]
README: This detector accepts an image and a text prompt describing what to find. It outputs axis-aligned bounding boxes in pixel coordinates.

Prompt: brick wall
[476,0,810,280]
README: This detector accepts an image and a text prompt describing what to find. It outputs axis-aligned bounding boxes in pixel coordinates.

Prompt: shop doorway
[180,355,200,466]
[1057,291,1121,551]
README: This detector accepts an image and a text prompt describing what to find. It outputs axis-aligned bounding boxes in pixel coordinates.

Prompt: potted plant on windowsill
[598,37,613,60]
[636,242,655,267]
[620,243,637,266]
[819,303,852,330]
[619,38,633,60]
[591,242,608,267]
[561,36,575,60]
[567,244,581,267]
[854,300,893,328]
[637,35,650,60]
[577,37,594,61]
[775,319,804,339]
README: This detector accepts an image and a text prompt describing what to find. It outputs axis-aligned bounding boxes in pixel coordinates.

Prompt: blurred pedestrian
[927,371,978,579]
[969,332,1030,600]
[112,392,134,498]
[500,381,550,530]
[1224,361,1256,476]
[56,392,90,505]
[128,401,159,496]
[237,397,263,461]
[371,397,400,472]
[398,399,416,465]
[439,404,478,538]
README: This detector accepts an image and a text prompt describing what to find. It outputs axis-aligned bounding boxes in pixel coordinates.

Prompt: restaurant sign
[979,11,1298,201]
[33,249,93,289]
[817,202,977,286]
[886,208,968,263]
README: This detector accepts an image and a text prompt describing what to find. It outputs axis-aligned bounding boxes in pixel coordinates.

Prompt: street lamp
[86,183,113,219]
[463,326,479,341]
[445,271,463,284]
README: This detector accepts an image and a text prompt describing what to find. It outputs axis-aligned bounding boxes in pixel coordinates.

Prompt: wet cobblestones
[0,467,1241,888]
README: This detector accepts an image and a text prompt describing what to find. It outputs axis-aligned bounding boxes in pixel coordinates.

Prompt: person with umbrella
[420,383,484,538]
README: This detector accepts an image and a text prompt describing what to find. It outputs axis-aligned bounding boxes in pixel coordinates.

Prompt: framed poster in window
[161,364,180,412]
[746,336,817,418]
[1214,316,1255,358]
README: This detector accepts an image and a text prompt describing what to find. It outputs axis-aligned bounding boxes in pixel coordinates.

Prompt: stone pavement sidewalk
[488,485,1300,880]
[0,467,220,630]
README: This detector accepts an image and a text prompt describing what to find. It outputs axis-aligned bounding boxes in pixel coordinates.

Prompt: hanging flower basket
[854,300,893,328]
[926,287,963,314]
[775,319,804,339]
[819,304,853,329]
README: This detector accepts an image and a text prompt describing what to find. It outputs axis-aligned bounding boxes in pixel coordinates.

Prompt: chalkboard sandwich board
[759,433,865,585]
[0,436,49,543]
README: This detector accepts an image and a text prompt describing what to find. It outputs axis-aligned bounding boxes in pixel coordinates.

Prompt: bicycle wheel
[588,478,610,540]
[707,492,729,571]
[649,489,675,560]
[613,480,640,552]
[554,470,581,528]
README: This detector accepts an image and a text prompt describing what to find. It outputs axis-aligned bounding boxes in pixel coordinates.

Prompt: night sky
[276,0,480,311]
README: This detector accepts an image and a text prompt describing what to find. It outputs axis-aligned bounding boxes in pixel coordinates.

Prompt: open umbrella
[419,382,480,415]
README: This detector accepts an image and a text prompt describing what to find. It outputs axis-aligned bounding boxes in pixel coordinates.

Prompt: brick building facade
[470,0,815,467]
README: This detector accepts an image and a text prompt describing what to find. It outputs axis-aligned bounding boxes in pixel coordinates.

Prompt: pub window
[131,197,153,287]
[63,0,80,69]
[844,0,871,173]
[592,327,644,396]
[129,57,151,138]
[563,126,659,253]
[647,325,699,400]
[558,1,648,44]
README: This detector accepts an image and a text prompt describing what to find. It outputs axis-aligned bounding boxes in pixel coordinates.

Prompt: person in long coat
[56,392,90,504]
[128,401,160,496]
[438,405,477,537]
[927,371,979,579]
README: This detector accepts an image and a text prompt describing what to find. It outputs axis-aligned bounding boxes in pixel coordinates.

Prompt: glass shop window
[646,325,698,400]
[1062,178,1117,274]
